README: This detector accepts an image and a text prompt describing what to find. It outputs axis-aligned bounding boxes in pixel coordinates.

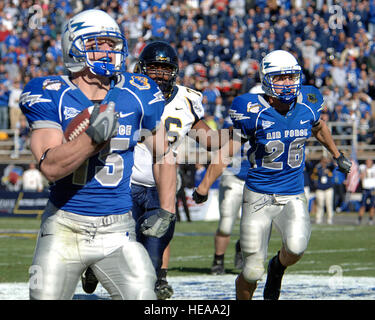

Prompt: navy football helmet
[135,41,179,98]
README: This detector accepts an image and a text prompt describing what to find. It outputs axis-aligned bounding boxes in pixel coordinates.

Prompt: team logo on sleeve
[149,90,164,105]
[20,92,52,107]
[307,93,317,104]
[129,76,151,90]
[229,109,250,121]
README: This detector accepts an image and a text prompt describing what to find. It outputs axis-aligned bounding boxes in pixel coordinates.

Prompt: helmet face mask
[62,10,128,76]
[143,62,177,95]
[263,70,301,102]
[260,50,302,103]
[136,41,179,98]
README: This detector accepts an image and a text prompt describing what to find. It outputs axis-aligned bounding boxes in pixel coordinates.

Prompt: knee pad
[242,254,265,282]
[285,236,308,256]
[218,216,234,235]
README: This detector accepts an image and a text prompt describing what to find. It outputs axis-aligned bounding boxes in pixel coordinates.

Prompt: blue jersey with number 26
[20,73,165,216]
[229,86,323,195]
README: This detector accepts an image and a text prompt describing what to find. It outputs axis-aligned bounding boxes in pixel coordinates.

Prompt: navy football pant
[131,183,176,274]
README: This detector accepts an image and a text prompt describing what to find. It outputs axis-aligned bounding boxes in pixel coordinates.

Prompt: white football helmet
[62,9,128,76]
[260,50,302,103]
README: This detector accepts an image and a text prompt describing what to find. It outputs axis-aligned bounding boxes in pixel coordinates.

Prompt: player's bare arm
[140,124,177,238]
[311,120,341,158]
[30,127,102,182]
[147,124,177,213]
[312,120,351,173]
[190,119,231,151]
[194,133,243,201]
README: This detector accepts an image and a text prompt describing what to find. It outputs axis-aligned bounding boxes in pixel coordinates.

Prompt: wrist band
[38,148,51,170]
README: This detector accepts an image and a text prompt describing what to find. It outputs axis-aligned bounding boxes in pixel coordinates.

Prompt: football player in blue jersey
[79,41,230,299]
[193,50,352,300]
[20,9,176,300]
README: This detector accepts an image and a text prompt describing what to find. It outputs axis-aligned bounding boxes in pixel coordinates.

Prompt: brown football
[64,104,108,142]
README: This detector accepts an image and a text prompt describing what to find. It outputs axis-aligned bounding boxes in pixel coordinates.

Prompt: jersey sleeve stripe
[58,87,71,123]
[32,120,62,130]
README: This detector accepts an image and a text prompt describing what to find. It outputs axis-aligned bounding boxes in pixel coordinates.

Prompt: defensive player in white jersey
[20,10,176,300]
[193,50,352,300]
[132,41,231,299]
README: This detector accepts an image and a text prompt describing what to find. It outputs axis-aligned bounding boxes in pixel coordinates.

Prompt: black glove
[334,152,352,174]
[86,102,119,144]
[192,189,208,204]
[140,209,176,238]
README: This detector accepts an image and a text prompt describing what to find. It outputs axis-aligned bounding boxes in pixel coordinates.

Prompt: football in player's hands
[64,104,108,142]
[64,102,119,144]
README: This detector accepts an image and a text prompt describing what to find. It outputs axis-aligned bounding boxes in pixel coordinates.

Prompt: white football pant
[240,188,311,282]
[29,202,156,300]
[218,174,245,235]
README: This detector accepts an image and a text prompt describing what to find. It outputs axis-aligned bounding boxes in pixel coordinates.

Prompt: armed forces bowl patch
[247,102,260,113]
[129,76,151,90]
[42,79,63,91]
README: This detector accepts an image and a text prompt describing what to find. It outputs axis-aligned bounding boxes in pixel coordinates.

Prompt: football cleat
[263,253,286,300]
[234,240,243,269]
[81,267,99,294]
[155,279,174,300]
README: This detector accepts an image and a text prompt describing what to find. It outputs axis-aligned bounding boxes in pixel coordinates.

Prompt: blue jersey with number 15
[20,73,165,216]
[229,86,323,195]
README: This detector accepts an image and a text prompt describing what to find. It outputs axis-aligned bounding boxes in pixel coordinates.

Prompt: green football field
[0,214,374,283]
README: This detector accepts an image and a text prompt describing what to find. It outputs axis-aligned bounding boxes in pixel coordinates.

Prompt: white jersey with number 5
[131,85,204,187]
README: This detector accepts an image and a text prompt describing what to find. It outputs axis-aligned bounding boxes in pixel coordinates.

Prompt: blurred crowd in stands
[1,0,375,147]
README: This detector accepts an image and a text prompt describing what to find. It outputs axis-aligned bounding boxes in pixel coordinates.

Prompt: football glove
[140,209,176,238]
[86,102,119,144]
[334,152,352,174]
[192,189,208,204]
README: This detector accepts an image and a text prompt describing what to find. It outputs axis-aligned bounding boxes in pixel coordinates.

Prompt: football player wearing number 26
[19,10,176,300]
[193,50,352,300]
